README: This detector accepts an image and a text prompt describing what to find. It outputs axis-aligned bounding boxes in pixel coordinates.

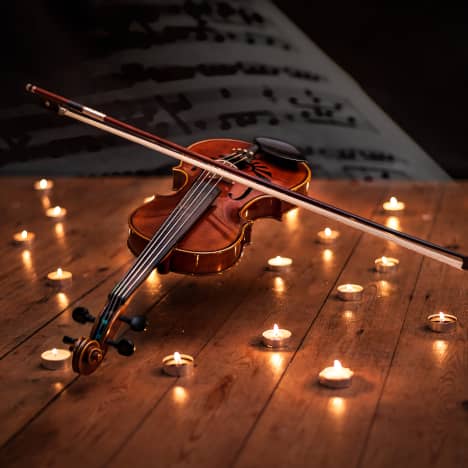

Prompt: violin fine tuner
[26,84,467,376]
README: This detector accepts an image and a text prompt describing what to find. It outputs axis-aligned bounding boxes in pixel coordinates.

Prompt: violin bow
[26,84,468,271]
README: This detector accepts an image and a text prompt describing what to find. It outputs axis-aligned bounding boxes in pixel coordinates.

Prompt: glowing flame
[173,352,182,364]
[324,227,332,237]
[390,196,398,206]
[57,268,63,277]
[439,312,446,322]
[39,179,48,189]
[333,359,342,369]
[53,206,62,215]
[381,256,388,265]
[273,324,279,337]
[52,348,58,356]
[21,230,28,239]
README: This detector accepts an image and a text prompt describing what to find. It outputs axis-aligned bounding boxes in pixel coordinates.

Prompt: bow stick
[26,84,468,271]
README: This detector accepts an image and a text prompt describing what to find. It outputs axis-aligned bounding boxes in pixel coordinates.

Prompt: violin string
[97,150,250,332]
[115,151,248,298]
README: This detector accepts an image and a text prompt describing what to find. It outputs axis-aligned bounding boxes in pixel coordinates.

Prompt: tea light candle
[47,268,73,288]
[337,284,363,301]
[46,205,67,220]
[40,347,71,370]
[426,311,457,333]
[262,324,292,348]
[34,178,54,192]
[319,360,354,388]
[317,227,340,244]
[162,352,194,377]
[383,196,405,212]
[13,229,35,246]
[374,256,399,273]
[267,256,293,272]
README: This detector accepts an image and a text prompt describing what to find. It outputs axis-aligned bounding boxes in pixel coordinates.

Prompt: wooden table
[0,177,467,468]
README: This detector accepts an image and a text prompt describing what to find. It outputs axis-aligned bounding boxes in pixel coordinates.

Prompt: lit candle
[162,351,194,377]
[262,323,292,348]
[374,256,399,273]
[383,196,405,212]
[40,347,71,370]
[47,268,73,288]
[34,178,54,192]
[317,227,340,244]
[144,195,155,203]
[267,256,293,272]
[46,205,67,220]
[319,360,354,388]
[12,229,35,246]
[426,311,457,333]
[337,284,363,301]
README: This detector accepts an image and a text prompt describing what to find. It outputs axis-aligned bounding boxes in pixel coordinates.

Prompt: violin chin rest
[254,136,306,162]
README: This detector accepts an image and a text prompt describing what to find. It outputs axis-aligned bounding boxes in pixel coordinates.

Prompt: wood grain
[0,178,466,468]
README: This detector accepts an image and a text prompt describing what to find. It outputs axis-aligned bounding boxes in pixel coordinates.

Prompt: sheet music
[0,0,449,180]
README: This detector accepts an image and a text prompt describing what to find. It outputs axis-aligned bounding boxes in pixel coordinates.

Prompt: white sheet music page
[0,0,449,180]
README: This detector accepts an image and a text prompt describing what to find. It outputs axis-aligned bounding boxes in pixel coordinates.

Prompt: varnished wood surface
[0,177,466,468]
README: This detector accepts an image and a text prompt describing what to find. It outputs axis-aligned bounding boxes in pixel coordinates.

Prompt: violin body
[128,138,311,275]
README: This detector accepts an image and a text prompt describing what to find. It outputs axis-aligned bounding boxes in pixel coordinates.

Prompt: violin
[26,84,468,376]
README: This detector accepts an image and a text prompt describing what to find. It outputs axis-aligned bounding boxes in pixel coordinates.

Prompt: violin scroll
[63,336,104,375]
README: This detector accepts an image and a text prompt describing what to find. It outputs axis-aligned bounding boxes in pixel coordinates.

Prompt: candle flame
[273,324,279,336]
[439,311,445,321]
[57,268,63,277]
[333,359,342,369]
[324,227,332,237]
[381,256,388,265]
[390,196,398,206]
[53,206,61,215]
[21,230,28,239]
[52,348,58,356]
[173,351,182,364]
[39,179,48,189]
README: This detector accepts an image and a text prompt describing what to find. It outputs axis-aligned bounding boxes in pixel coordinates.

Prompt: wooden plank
[0,177,171,357]
[0,181,383,468]
[359,182,468,468]
[233,183,443,468]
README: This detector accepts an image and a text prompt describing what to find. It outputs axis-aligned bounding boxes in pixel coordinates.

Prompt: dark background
[274,2,468,178]
[2,1,467,177]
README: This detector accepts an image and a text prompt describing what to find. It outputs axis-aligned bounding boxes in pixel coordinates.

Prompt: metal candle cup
[318,360,354,388]
[374,256,399,273]
[317,227,340,244]
[46,206,67,221]
[262,324,292,348]
[162,352,194,377]
[426,312,457,333]
[47,268,73,288]
[337,284,363,301]
[13,230,35,246]
[383,196,405,212]
[40,348,71,370]
[267,256,293,272]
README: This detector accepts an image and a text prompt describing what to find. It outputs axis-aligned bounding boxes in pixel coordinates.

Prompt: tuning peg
[63,335,77,345]
[107,338,135,356]
[72,306,96,324]
[119,315,148,332]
